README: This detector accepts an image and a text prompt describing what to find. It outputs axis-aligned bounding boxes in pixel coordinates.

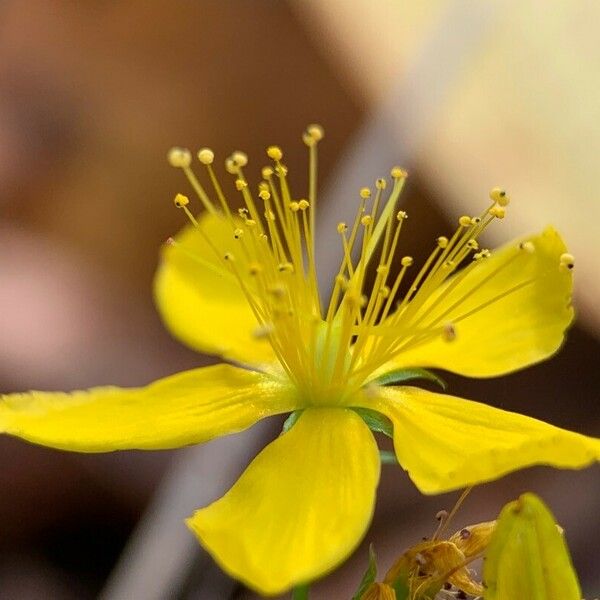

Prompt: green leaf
[483,493,581,600]
[352,544,378,600]
[282,410,303,433]
[371,368,447,390]
[352,407,393,438]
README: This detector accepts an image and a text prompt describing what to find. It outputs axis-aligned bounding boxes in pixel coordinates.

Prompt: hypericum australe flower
[1,126,599,595]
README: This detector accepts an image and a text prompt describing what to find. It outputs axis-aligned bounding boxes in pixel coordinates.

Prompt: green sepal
[371,367,447,390]
[282,410,303,433]
[352,407,393,438]
[291,583,310,600]
[378,450,398,465]
[352,544,378,600]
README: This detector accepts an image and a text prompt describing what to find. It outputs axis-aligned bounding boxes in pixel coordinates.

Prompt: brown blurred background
[0,2,598,599]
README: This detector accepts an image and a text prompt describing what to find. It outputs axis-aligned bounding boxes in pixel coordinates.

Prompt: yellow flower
[1,126,599,595]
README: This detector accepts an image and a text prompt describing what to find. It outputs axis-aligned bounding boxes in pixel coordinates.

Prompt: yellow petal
[0,364,294,452]
[187,408,380,595]
[484,493,581,600]
[375,227,573,378]
[359,386,599,494]
[154,212,277,367]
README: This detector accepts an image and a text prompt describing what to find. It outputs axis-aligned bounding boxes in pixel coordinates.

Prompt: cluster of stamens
[167,126,572,404]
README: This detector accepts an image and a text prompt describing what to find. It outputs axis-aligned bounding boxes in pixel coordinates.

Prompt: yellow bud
[484,494,581,600]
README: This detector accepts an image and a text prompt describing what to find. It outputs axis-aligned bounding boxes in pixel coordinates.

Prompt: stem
[379,450,399,465]
[292,583,310,599]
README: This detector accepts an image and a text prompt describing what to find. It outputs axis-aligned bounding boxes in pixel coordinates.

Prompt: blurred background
[0,1,598,598]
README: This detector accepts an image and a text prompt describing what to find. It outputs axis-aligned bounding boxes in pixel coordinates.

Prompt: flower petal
[359,386,599,494]
[375,227,573,378]
[186,408,380,595]
[0,364,294,452]
[154,212,277,367]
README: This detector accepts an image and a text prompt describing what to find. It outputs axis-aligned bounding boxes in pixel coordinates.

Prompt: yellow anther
[267,146,283,161]
[519,241,535,254]
[231,151,248,167]
[233,228,244,239]
[375,178,387,190]
[397,210,408,220]
[197,148,214,165]
[361,215,373,226]
[246,219,257,227]
[401,256,414,267]
[265,209,276,221]
[173,193,190,208]
[560,252,575,270]
[261,166,274,179]
[258,189,271,201]
[248,262,262,275]
[289,201,300,212]
[235,179,248,191]
[360,295,368,307]
[379,286,390,298]
[268,283,286,298]
[167,147,192,168]
[278,262,294,273]
[224,252,235,261]
[275,164,288,176]
[225,158,237,174]
[474,249,491,260]
[467,239,479,250]
[258,181,269,192]
[391,166,408,179]
[337,222,348,234]
[253,323,274,339]
[489,205,506,219]
[376,264,389,275]
[437,236,449,248]
[360,187,371,199]
[471,216,481,224]
[298,199,310,210]
[459,215,472,227]
[307,124,324,141]
[490,187,510,207]
[442,322,457,342]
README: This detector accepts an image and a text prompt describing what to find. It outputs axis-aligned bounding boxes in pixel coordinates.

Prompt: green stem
[292,583,310,599]
[379,450,399,465]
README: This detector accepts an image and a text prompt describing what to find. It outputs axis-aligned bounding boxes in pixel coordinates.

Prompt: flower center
[167,126,517,404]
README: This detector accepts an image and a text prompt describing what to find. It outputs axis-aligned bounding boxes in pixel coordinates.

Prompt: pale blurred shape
[297,0,600,334]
